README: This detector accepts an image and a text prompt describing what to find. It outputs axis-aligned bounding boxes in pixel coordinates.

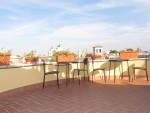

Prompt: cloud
[0,19,47,39]
[2,20,148,46]
[1,19,150,54]
[133,0,150,5]
[83,1,120,11]
[40,22,149,43]
[0,0,150,54]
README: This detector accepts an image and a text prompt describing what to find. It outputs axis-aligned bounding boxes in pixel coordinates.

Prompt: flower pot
[0,54,11,65]
[91,56,101,60]
[56,54,75,62]
[25,58,39,63]
[119,51,139,59]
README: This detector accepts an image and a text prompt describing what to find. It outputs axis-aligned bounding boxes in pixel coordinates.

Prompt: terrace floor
[0,78,150,113]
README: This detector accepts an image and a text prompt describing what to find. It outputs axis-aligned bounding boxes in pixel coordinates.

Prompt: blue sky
[0,0,150,55]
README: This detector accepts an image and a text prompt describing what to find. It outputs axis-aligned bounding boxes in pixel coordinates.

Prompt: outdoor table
[109,59,130,83]
[57,61,79,86]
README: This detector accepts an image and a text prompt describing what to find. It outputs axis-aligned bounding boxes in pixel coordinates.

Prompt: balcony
[0,59,150,113]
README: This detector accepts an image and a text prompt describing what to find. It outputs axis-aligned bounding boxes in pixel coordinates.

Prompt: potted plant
[91,55,101,60]
[25,50,39,63]
[0,48,12,65]
[53,50,76,62]
[119,49,139,59]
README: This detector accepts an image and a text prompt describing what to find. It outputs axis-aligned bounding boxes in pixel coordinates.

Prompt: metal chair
[73,58,89,85]
[133,58,149,82]
[92,59,106,82]
[42,60,60,88]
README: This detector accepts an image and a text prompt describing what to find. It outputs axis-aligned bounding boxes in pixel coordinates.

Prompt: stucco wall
[0,59,149,93]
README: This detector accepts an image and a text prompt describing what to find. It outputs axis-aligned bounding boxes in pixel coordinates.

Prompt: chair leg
[56,74,59,89]
[43,74,46,88]
[128,67,130,82]
[73,70,75,82]
[92,71,94,82]
[114,73,116,83]
[78,71,80,85]
[133,69,136,80]
[87,71,89,82]
[146,70,149,82]
[84,71,85,81]
[104,70,106,83]
[128,74,131,82]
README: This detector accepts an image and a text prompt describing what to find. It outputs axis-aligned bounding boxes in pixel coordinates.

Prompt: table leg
[109,61,111,80]
[127,61,130,82]
[114,62,116,83]
[66,63,68,86]
[68,63,70,82]
[121,61,123,79]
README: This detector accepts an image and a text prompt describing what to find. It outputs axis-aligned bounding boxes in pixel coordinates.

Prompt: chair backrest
[91,59,95,70]
[83,57,88,65]
[91,58,100,70]
[135,57,149,69]
[42,59,46,74]
[42,59,59,74]
[83,58,88,70]
[145,57,150,69]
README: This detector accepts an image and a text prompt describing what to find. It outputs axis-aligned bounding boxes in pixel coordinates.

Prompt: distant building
[48,47,56,56]
[56,44,63,52]
[93,45,103,56]
[138,49,150,58]
[48,44,63,56]
[10,55,23,64]
[78,49,82,58]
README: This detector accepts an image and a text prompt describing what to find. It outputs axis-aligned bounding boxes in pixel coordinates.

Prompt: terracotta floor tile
[0,79,150,113]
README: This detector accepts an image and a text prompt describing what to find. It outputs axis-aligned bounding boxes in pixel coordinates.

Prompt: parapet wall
[0,59,149,93]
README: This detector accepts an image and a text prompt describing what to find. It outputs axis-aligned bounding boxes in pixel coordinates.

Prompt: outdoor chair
[42,60,60,88]
[91,58,106,82]
[132,58,149,82]
[73,58,89,85]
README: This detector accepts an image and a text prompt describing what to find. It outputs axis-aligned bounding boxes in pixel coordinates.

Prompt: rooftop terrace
[0,59,150,113]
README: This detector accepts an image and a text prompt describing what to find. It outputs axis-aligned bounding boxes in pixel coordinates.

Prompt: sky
[0,0,150,56]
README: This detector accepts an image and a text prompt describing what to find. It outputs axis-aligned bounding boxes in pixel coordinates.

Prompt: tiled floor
[0,79,150,113]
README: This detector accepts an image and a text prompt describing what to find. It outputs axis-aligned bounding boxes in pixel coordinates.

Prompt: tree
[109,50,118,53]
[126,48,133,51]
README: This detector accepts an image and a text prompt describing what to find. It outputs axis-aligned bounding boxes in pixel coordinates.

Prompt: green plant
[53,50,73,57]
[0,48,12,54]
[109,50,118,53]
[126,48,133,51]
[25,50,38,58]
